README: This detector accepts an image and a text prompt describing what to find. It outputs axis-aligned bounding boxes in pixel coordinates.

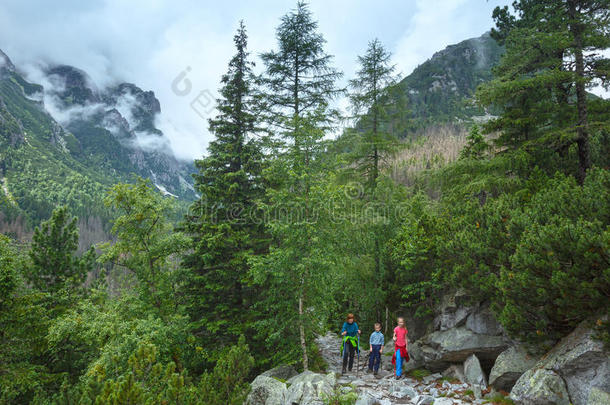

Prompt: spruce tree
[179,21,267,354]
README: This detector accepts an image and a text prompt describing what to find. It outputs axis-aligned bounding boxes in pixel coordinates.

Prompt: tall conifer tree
[180,21,267,353]
[253,1,343,370]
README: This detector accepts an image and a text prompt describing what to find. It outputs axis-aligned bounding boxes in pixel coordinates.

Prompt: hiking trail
[316,332,487,405]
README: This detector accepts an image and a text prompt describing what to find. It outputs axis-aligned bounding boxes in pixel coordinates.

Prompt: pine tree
[479,0,610,183]
[28,206,95,293]
[179,22,267,354]
[253,1,343,370]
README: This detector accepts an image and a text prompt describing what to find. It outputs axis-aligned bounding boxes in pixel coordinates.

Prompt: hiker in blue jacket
[340,313,361,374]
[367,322,384,375]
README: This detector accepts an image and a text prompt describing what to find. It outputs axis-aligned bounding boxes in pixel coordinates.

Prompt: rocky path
[316,333,485,405]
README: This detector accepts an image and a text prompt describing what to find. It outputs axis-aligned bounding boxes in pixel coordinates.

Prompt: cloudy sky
[0,0,512,161]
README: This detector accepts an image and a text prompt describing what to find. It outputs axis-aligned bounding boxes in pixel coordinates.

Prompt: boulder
[509,368,570,405]
[464,354,487,389]
[285,371,336,405]
[466,306,503,336]
[489,345,538,391]
[246,375,287,405]
[260,364,298,380]
[417,326,511,370]
[442,364,466,383]
[510,320,610,405]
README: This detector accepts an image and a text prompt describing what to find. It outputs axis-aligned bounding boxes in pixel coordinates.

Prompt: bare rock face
[466,306,503,336]
[0,49,16,76]
[433,289,472,331]
[489,345,539,392]
[510,320,610,405]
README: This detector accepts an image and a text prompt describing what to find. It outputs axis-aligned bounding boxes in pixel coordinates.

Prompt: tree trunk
[568,1,591,184]
[298,287,308,370]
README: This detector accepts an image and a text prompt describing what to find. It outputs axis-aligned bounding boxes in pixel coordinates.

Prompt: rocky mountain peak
[102,82,161,133]
[0,49,16,75]
[45,64,101,106]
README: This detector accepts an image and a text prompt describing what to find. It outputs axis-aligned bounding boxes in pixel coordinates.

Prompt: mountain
[398,32,503,130]
[0,49,196,231]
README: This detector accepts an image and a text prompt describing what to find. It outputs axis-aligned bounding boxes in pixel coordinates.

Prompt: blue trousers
[368,344,382,372]
[395,348,403,376]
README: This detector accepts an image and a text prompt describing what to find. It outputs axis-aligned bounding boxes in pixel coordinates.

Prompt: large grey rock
[464,354,487,389]
[466,306,503,336]
[510,320,610,405]
[489,346,539,391]
[285,371,336,405]
[509,368,570,405]
[246,375,287,405]
[418,326,511,370]
[260,364,298,380]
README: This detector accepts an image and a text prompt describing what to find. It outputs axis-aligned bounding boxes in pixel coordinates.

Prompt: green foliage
[250,116,342,369]
[384,193,444,319]
[0,235,51,404]
[2,2,609,402]
[483,394,515,405]
[460,125,488,160]
[197,335,254,405]
[323,388,358,405]
[99,177,189,312]
[496,169,610,344]
[407,368,432,380]
[28,206,96,293]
